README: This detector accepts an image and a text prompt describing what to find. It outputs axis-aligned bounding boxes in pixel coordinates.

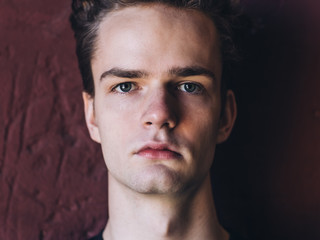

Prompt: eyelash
[177,82,203,94]
[111,82,138,94]
[111,81,204,95]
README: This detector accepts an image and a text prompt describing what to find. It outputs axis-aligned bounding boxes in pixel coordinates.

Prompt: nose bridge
[142,85,177,129]
[149,86,167,109]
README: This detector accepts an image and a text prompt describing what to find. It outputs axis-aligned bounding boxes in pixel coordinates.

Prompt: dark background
[1,0,320,239]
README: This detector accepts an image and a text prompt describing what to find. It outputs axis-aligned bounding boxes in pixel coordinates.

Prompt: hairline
[89,2,223,97]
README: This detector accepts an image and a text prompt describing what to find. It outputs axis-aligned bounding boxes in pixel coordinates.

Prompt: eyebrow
[100,68,147,81]
[100,66,216,81]
[169,66,216,80]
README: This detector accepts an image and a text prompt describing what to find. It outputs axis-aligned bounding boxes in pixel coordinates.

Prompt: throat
[105,175,229,240]
[146,205,190,238]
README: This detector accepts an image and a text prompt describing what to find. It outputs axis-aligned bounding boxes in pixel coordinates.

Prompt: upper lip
[135,142,182,156]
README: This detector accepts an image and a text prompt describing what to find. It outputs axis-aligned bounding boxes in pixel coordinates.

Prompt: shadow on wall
[213,0,320,239]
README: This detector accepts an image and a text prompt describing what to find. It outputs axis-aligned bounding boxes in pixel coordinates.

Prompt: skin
[83,3,237,240]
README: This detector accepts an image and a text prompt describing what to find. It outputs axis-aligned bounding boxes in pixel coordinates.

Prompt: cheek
[179,96,220,138]
[179,101,220,164]
[95,96,140,148]
[95,99,140,172]
[184,112,218,151]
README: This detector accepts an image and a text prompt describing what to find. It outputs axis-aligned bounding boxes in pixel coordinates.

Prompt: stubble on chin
[124,164,190,195]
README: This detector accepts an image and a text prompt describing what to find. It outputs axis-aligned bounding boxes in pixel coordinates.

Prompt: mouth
[136,143,182,160]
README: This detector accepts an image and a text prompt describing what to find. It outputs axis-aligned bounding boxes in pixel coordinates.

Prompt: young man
[70,0,239,239]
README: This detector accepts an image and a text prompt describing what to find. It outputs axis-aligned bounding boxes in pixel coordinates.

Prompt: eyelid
[111,81,138,93]
[176,81,204,94]
[108,80,205,95]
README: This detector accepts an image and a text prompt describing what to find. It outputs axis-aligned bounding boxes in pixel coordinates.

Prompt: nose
[141,88,178,130]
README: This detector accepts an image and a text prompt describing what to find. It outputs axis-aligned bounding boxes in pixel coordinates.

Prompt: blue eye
[114,82,135,93]
[178,83,202,94]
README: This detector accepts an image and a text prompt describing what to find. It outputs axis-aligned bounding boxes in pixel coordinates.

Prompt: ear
[216,90,237,144]
[82,92,101,143]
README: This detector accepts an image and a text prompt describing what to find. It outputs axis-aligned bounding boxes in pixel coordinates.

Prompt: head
[70,0,238,195]
[70,0,240,100]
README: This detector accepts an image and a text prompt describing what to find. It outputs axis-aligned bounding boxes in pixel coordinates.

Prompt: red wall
[0,1,108,239]
[1,0,320,239]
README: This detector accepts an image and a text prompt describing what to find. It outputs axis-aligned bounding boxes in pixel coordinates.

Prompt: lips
[136,143,182,160]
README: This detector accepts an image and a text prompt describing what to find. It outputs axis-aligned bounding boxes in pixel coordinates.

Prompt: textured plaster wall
[1,0,320,240]
[0,1,108,239]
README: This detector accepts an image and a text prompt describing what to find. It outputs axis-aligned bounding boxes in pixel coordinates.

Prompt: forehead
[92,3,221,80]
[99,4,218,39]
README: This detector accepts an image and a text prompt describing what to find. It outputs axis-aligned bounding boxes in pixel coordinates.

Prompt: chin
[127,164,189,195]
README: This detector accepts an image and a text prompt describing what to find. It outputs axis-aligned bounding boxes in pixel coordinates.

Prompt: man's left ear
[217,90,237,144]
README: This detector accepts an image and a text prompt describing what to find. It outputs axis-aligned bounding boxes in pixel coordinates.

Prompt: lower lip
[137,149,181,159]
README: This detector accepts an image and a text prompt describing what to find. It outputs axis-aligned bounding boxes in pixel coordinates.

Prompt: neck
[103,175,229,240]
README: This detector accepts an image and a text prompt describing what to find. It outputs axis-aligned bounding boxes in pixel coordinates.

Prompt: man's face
[84,4,236,195]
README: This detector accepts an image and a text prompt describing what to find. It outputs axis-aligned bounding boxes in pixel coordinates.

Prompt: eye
[177,82,203,94]
[113,82,136,93]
